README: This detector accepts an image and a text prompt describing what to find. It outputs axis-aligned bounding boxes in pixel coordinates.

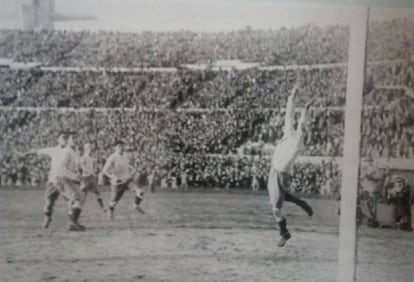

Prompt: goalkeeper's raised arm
[282,83,299,137]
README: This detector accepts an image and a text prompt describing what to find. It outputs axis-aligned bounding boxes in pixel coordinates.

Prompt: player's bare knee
[135,189,144,199]
[108,200,117,208]
[73,200,82,209]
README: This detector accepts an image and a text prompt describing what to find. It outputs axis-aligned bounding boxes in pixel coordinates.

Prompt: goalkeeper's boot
[277,218,291,247]
[278,232,291,247]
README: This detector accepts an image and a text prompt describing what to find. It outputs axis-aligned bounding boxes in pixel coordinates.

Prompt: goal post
[337,6,370,282]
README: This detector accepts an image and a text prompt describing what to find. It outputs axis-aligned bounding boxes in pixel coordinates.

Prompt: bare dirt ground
[0,189,411,281]
[356,226,414,282]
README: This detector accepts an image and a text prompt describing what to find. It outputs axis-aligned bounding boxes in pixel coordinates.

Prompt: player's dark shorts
[45,181,59,199]
[267,170,290,209]
[109,178,144,207]
[80,175,100,195]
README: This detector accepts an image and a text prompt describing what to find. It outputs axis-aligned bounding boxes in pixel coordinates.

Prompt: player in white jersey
[102,140,145,219]
[243,85,314,247]
[19,132,68,228]
[56,132,85,231]
[79,142,106,212]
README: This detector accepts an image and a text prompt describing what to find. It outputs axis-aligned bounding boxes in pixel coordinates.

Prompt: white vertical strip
[337,6,369,282]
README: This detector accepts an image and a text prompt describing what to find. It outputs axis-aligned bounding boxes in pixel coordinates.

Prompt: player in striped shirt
[102,139,145,219]
[79,142,106,212]
[243,84,314,247]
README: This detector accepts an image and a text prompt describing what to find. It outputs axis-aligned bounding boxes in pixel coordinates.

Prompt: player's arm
[102,155,116,180]
[282,84,299,136]
[15,146,55,157]
[35,146,60,156]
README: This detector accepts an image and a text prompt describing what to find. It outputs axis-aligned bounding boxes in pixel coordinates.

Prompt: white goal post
[337,6,370,282]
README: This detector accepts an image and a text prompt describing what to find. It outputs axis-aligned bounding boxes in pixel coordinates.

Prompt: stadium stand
[0,19,413,197]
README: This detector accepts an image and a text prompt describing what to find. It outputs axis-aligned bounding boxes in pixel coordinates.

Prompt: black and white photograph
[0,1,412,281]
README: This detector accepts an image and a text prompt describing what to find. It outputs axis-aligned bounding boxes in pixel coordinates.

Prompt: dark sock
[71,208,81,223]
[278,218,288,236]
[97,198,104,209]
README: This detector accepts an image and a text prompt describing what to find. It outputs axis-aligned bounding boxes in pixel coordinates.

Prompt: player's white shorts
[267,169,290,209]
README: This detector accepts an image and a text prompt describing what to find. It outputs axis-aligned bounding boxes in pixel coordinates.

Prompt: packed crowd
[181,67,346,109]
[0,69,37,106]
[361,94,414,158]
[369,61,414,89]
[367,19,414,62]
[162,154,341,195]
[0,25,349,67]
[0,67,346,108]
[0,30,86,65]
[2,19,413,68]
[166,108,345,157]
[0,68,201,108]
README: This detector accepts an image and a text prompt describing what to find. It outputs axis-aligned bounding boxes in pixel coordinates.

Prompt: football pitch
[0,189,412,282]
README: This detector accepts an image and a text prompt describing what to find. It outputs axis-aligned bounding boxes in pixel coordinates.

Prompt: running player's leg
[128,180,145,214]
[268,170,290,247]
[83,176,105,211]
[79,177,88,208]
[43,182,59,228]
[284,192,313,216]
[92,188,105,211]
[107,184,127,219]
[57,177,85,231]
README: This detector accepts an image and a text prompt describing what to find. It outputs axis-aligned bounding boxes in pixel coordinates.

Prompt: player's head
[84,142,92,155]
[114,139,126,154]
[57,132,68,148]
